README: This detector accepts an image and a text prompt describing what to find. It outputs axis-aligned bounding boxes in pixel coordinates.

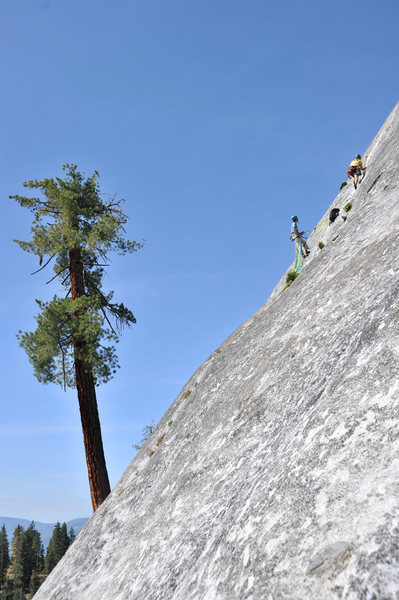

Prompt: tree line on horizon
[0,521,75,599]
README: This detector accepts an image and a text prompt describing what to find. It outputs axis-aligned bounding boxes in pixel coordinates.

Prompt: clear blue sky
[0,0,398,522]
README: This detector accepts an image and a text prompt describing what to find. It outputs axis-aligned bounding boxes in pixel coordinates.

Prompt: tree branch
[85,272,128,330]
[58,340,67,392]
[30,253,56,275]
[100,306,116,335]
[85,274,109,307]
[46,266,69,285]
[61,271,71,286]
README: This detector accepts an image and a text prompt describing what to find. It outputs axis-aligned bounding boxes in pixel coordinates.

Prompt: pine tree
[59,523,70,558]
[68,527,76,544]
[8,527,23,595]
[20,523,44,590]
[0,576,14,599]
[12,164,143,510]
[44,521,74,575]
[0,525,9,585]
[30,528,44,574]
[44,521,75,576]
[44,523,61,575]
[28,569,40,599]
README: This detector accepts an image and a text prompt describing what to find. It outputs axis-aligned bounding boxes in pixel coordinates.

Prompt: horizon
[0,515,87,525]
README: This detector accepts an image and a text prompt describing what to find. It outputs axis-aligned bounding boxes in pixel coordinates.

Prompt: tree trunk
[69,247,111,511]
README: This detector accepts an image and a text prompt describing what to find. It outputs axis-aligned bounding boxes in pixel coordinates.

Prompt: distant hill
[0,516,88,550]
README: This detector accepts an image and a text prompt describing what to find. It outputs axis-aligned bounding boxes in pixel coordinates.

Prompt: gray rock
[34,101,399,600]
[307,541,353,576]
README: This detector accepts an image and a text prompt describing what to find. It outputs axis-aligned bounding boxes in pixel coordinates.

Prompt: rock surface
[34,103,399,600]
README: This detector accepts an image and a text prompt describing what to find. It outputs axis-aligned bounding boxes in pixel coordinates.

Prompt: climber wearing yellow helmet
[347,154,367,189]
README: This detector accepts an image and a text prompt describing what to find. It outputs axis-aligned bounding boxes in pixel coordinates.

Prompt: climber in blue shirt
[291,215,310,258]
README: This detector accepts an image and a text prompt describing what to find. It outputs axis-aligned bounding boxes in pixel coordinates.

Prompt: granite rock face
[34,103,399,600]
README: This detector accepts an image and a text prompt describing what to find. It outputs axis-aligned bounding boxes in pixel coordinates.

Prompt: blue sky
[0,0,398,522]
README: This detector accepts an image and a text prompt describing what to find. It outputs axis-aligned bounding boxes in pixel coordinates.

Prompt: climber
[291,215,310,258]
[347,154,367,189]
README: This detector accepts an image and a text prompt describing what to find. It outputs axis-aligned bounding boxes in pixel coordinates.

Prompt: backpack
[329,208,340,223]
[347,165,356,177]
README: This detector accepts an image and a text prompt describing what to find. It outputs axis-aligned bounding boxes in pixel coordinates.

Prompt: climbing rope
[289,167,375,278]
[290,215,329,273]
[292,241,303,273]
[303,218,328,235]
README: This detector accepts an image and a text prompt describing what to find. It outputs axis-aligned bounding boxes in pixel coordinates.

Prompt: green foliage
[184,390,191,399]
[167,420,173,427]
[12,165,141,258]
[318,241,325,249]
[12,164,143,389]
[0,577,14,599]
[286,271,299,284]
[44,522,72,575]
[4,524,43,598]
[20,523,44,589]
[68,528,76,544]
[343,202,352,212]
[8,526,24,591]
[28,569,41,598]
[0,521,72,598]
[0,526,9,586]
[17,295,119,387]
[282,270,299,292]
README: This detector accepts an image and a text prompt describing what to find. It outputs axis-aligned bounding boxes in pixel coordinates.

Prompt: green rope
[293,240,303,273]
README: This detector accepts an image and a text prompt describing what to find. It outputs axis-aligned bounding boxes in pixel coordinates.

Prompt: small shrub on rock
[286,271,299,285]
[283,270,299,292]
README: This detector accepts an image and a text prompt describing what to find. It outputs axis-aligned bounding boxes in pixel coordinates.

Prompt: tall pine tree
[0,576,14,600]
[28,569,41,599]
[8,527,24,596]
[12,165,143,509]
[58,523,70,558]
[4,523,44,598]
[44,522,61,575]
[68,527,76,544]
[44,522,73,575]
[20,523,43,590]
[0,525,9,586]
